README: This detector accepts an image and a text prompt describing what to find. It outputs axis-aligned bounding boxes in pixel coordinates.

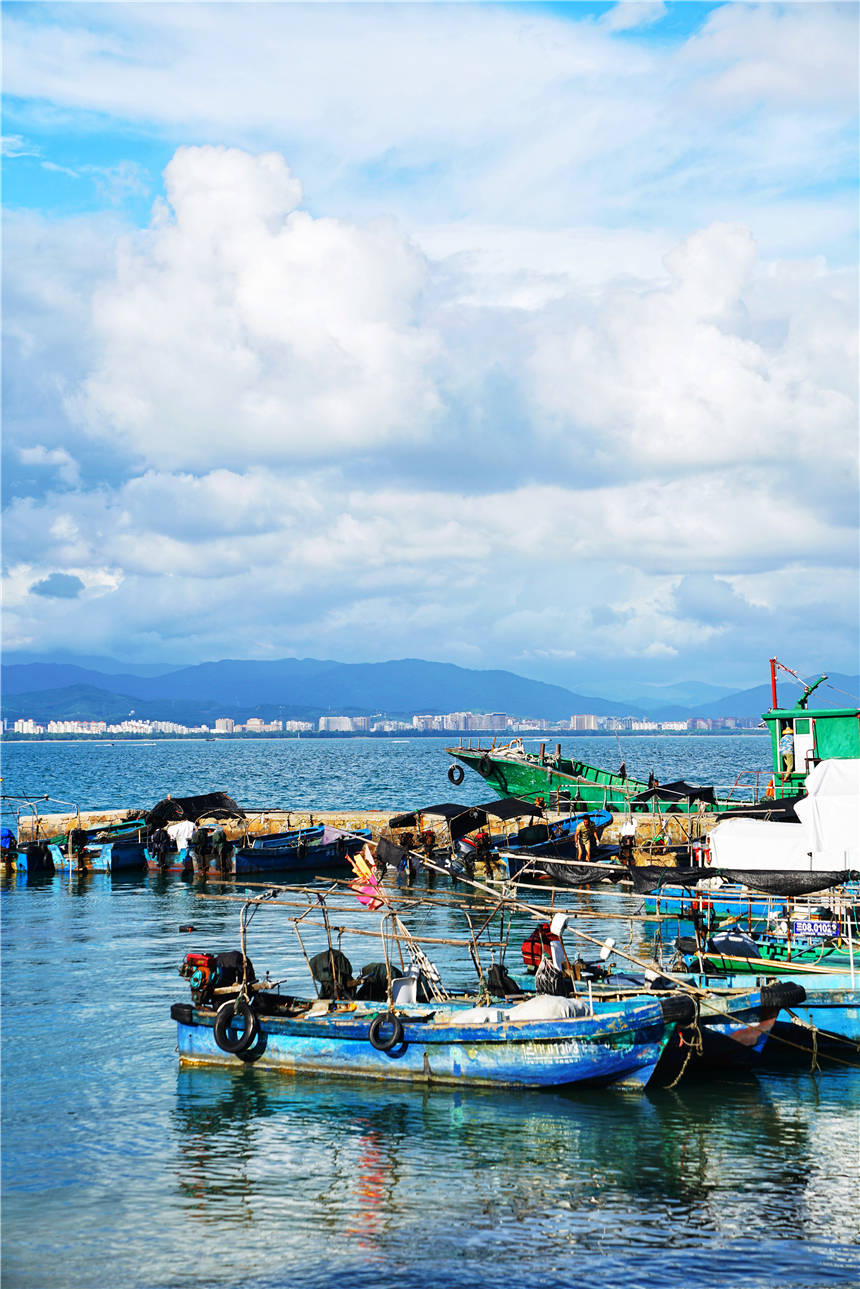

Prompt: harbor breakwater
[18,806,716,848]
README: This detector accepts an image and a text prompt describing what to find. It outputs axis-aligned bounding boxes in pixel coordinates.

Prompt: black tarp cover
[718,797,803,823]
[631,780,717,805]
[376,836,412,870]
[389,797,542,840]
[475,798,544,821]
[515,856,628,889]
[146,792,245,827]
[388,803,466,828]
[627,865,859,898]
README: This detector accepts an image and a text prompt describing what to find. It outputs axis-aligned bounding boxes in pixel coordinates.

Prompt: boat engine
[179,950,257,1007]
[179,952,223,1006]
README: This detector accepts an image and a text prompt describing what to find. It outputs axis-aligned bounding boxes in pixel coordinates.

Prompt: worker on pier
[575,815,599,863]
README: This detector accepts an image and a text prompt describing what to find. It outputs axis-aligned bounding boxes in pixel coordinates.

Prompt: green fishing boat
[446,659,860,812]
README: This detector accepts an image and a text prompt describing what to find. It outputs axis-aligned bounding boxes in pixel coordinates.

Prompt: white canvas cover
[708,818,816,871]
[709,758,860,872]
[793,759,860,864]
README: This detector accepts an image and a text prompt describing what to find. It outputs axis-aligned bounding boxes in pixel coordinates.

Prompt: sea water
[2,736,858,1289]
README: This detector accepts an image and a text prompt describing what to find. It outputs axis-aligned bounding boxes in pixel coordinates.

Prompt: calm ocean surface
[2,736,858,1289]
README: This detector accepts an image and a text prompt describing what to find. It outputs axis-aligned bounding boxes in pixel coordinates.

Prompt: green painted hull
[449,675,860,811]
[447,748,731,812]
[698,945,858,976]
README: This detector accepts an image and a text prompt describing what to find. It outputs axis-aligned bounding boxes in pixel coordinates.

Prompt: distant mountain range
[2,657,634,724]
[2,654,857,726]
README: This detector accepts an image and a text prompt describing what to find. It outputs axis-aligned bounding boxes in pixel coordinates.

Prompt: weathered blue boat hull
[580,980,803,1081]
[703,972,860,1062]
[249,825,325,850]
[643,886,779,918]
[146,847,192,874]
[174,1001,674,1091]
[44,841,147,872]
[233,829,371,875]
[783,990,860,1046]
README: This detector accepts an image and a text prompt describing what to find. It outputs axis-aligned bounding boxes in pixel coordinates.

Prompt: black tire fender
[448,764,465,786]
[478,755,491,775]
[368,1011,404,1052]
[213,998,259,1054]
[760,982,806,1011]
[659,994,697,1026]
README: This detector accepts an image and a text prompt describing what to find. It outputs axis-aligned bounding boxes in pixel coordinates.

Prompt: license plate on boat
[792,920,840,938]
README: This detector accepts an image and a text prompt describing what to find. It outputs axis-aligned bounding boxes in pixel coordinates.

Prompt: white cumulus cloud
[71,146,440,470]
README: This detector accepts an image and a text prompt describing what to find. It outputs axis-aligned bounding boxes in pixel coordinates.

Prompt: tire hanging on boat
[213,998,259,1054]
[368,1011,404,1052]
[448,765,465,786]
[478,755,491,775]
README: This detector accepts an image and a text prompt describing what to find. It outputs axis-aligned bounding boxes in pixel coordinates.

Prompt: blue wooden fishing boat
[41,840,147,873]
[643,883,782,919]
[232,825,371,874]
[689,971,859,1064]
[233,824,326,873]
[246,824,326,849]
[170,892,693,1091]
[145,845,192,875]
[465,809,615,876]
[172,993,689,1091]
[770,977,860,1059]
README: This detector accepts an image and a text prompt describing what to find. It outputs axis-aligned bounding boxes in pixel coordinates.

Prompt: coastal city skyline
[8,709,758,739]
[3,1,858,695]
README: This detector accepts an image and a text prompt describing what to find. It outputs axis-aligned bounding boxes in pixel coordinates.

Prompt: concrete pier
[16,806,717,848]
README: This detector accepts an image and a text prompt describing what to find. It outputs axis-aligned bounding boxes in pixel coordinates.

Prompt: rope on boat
[197,864,860,1055]
[663,1004,704,1090]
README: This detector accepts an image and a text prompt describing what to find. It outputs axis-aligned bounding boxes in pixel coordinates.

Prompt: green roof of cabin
[763,706,859,719]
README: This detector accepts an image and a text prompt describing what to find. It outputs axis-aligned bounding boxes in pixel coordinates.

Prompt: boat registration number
[792,920,840,938]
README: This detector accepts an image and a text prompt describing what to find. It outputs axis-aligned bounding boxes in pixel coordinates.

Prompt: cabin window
[795,719,810,734]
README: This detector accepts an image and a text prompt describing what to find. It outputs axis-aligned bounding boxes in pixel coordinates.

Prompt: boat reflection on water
[170,1063,860,1280]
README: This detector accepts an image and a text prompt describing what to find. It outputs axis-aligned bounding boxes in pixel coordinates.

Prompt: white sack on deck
[506,995,589,1020]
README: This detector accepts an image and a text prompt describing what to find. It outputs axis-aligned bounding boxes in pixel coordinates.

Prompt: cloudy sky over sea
[3,1,858,695]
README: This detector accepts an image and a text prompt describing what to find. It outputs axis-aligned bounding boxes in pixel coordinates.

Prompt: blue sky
[2,1,858,697]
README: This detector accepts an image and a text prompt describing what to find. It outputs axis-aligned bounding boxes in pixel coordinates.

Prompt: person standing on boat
[189,824,211,875]
[474,828,494,875]
[574,816,598,862]
[779,725,795,779]
[211,823,232,873]
[149,825,171,870]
